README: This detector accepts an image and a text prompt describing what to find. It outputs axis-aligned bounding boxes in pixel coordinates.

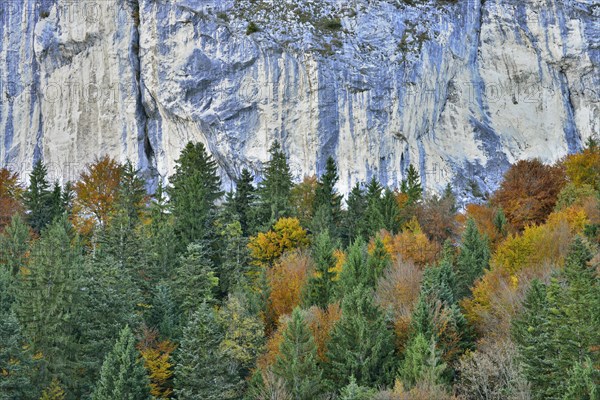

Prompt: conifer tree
[364,177,384,236]
[48,182,65,222]
[343,183,367,244]
[326,285,396,389]
[92,326,151,400]
[380,188,401,234]
[401,164,422,204]
[168,142,223,253]
[366,236,391,288]
[312,156,342,237]
[234,168,257,236]
[0,214,30,277]
[219,221,250,296]
[303,230,338,308]
[339,376,376,400]
[493,207,508,237]
[272,308,324,400]
[147,284,179,339]
[172,242,219,317]
[0,311,35,400]
[257,141,294,228]
[336,238,369,297]
[174,303,236,400]
[455,218,490,299]
[15,217,79,390]
[24,160,53,233]
[39,379,66,400]
[562,358,598,400]
[399,333,446,390]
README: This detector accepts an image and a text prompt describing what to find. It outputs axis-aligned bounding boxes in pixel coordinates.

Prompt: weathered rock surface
[1,0,598,200]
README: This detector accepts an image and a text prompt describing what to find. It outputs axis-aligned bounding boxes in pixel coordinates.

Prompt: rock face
[1,0,598,200]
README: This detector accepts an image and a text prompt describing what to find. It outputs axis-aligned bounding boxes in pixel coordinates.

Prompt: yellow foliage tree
[389,218,441,268]
[305,303,342,361]
[563,145,600,191]
[267,251,311,326]
[138,331,176,399]
[248,217,309,266]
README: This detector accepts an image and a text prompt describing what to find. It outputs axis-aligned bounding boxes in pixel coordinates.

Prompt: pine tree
[303,230,338,308]
[73,255,142,396]
[48,182,65,223]
[116,160,147,225]
[401,164,422,204]
[168,142,223,253]
[172,242,219,317]
[312,156,342,237]
[512,279,553,399]
[257,141,294,228]
[326,285,396,389]
[0,214,30,277]
[493,207,508,237]
[343,183,367,244]
[24,160,53,233]
[234,168,257,236]
[364,177,384,236]
[455,218,490,299]
[338,376,376,400]
[366,236,391,288]
[218,221,250,296]
[380,188,401,234]
[147,284,179,339]
[0,311,35,400]
[92,326,151,400]
[39,378,66,400]
[336,238,368,297]
[399,333,446,390]
[174,303,236,400]
[273,308,324,400]
[15,217,79,390]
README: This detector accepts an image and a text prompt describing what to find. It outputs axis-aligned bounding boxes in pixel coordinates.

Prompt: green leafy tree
[303,231,338,308]
[217,293,265,397]
[24,160,54,233]
[455,218,490,299]
[257,141,294,228]
[272,308,324,400]
[326,285,396,389]
[172,243,219,317]
[91,326,151,400]
[174,303,236,400]
[168,142,223,253]
[0,311,36,400]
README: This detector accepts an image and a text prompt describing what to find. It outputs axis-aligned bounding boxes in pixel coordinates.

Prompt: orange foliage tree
[248,217,309,266]
[72,156,123,233]
[267,251,312,326]
[0,168,24,230]
[491,159,565,231]
[305,303,342,361]
[380,219,441,268]
[462,205,589,336]
[375,257,423,352]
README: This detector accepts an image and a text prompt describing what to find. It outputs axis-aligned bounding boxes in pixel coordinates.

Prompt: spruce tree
[493,207,508,237]
[48,182,65,222]
[380,188,401,234]
[15,217,79,390]
[400,164,422,204]
[147,284,179,339]
[91,326,151,400]
[174,303,236,400]
[39,379,66,400]
[172,242,219,317]
[24,160,53,233]
[326,285,396,389]
[234,168,257,236]
[364,177,384,236]
[168,142,223,253]
[0,214,30,277]
[336,238,369,297]
[343,183,368,244]
[562,358,598,400]
[303,230,338,308]
[219,221,250,296]
[366,236,391,288]
[257,141,294,228]
[312,156,342,237]
[399,333,446,390]
[272,308,324,400]
[455,218,490,299]
[338,376,376,400]
[0,311,35,400]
